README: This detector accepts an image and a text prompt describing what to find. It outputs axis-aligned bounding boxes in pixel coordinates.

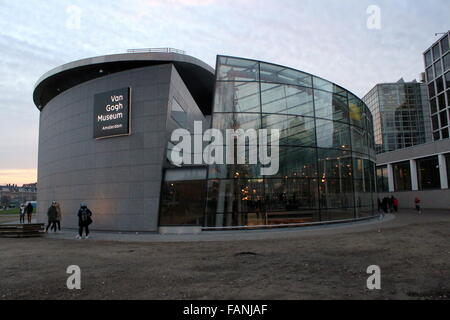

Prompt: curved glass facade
[204,56,376,228]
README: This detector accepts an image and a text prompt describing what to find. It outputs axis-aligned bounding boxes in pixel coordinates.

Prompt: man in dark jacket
[46,201,58,232]
[25,202,33,223]
[77,203,92,239]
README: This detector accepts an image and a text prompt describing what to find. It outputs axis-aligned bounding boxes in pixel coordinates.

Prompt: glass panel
[213,112,261,131]
[276,147,318,178]
[417,156,441,190]
[432,114,439,130]
[314,90,349,123]
[159,179,206,226]
[262,114,316,146]
[319,178,354,209]
[430,98,437,114]
[443,53,450,72]
[265,178,319,212]
[428,81,436,98]
[261,83,314,116]
[393,161,411,191]
[316,119,351,150]
[425,50,432,67]
[205,179,265,216]
[426,66,434,82]
[436,76,444,93]
[435,60,443,77]
[445,72,450,89]
[213,82,260,113]
[171,98,187,128]
[432,43,441,60]
[438,93,446,110]
[217,56,259,81]
[348,94,365,129]
[259,62,312,87]
[351,126,368,154]
[442,127,449,139]
[317,149,353,180]
[441,35,449,54]
[313,76,333,92]
[376,165,389,192]
[440,111,448,127]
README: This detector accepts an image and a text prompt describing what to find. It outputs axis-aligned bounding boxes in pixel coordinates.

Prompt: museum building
[33,49,377,232]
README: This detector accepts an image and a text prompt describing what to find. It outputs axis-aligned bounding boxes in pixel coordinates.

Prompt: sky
[0,0,449,185]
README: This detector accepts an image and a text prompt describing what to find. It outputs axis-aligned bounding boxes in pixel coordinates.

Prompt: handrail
[127,48,186,55]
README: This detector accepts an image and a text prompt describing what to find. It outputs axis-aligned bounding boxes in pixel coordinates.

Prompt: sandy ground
[0,210,449,300]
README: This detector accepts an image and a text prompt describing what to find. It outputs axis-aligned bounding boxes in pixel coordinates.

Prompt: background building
[363,79,432,154]
[0,183,37,207]
[33,50,377,232]
[374,33,450,209]
[423,30,450,141]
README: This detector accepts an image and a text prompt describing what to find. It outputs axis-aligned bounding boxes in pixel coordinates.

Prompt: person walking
[77,203,92,239]
[25,202,33,223]
[393,197,399,213]
[46,201,58,233]
[415,197,422,214]
[19,203,25,224]
[55,202,62,232]
[377,198,382,213]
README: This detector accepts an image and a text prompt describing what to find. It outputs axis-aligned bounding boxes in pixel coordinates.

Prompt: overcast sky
[0,0,449,185]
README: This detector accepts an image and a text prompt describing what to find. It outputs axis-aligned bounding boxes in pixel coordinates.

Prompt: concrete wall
[378,189,450,209]
[37,64,203,231]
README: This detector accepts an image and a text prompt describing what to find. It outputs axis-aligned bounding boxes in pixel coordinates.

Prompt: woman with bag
[77,203,93,239]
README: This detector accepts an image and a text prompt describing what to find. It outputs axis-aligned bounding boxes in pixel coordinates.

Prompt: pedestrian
[393,197,399,213]
[382,197,388,213]
[55,202,62,232]
[46,201,58,233]
[25,202,33,223]
[377,198,382,213]
[19,203,25,224]
[414,197,421,214]
[77,203,92,239]
[388,196,394,213]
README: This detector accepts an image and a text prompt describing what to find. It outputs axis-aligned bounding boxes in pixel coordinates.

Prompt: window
[445,72,450,90]
[433,43,441,61]
[376,165,389,192]
[217,56,259,81]
[446,154,450,187]
[171,98,187,128]
[442,127,449,139]
[440,111,448,127]
[214,82,260,113]
[417,156,441,190]
[444,53,450,72]
[393,161,411,191]
[438,93,446,110]
[424,50,433,67]
[441,35,450,54]
[430,98,437,114]
[426,67,434,83]
[432,114,439,130]
[436,76,445,93]
[435,61,443,77]
[428,82,436,98]
[160,168,207,226]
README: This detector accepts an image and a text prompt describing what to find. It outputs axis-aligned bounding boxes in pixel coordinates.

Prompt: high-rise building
[423,31,450,141]
[363,79,432,154]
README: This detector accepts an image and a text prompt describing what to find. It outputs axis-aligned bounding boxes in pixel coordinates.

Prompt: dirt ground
[0,210,449,300]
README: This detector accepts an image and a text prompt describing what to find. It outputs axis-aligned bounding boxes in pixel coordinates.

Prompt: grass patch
[0,208,20,215]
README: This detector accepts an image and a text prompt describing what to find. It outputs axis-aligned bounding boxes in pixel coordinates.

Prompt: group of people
[377,196,399,214]
[26,202,93,239]
[19,202,34,224]
[377,196,423,217]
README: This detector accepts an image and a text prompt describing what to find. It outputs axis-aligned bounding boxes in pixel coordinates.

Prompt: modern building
[363,79,432,154]
[33,49,377,232]
[423,30,450,141]
[373,33,450,209]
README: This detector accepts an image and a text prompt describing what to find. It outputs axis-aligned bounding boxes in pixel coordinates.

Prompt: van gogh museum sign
[93,87,130,139]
